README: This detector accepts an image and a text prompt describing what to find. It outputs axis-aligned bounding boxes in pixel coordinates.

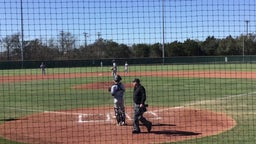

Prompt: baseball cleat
[132,130,141,134]
[147,122,152,133]
[117,121,126,126]
[120,121,127,126]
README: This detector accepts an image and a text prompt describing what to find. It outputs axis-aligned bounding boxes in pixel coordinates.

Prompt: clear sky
[0,0,255,46]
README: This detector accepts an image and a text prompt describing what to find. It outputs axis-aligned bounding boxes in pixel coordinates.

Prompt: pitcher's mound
[72,81,133,89]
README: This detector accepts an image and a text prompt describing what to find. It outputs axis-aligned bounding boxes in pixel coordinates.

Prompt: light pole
[162,0,165,64]
[97,32,101,40]
[245,20,249,37]
[20,0,24,68]
[83,32,88,46]
[243,20,249,62]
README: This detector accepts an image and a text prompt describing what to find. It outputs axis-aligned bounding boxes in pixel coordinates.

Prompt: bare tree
[57,31,76,55]
[1,33,21,60]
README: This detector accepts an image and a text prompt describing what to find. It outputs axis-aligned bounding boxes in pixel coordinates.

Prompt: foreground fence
[1,0,256,144]
[0,63,255,144]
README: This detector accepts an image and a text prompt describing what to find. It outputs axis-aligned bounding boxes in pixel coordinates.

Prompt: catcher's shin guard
[114,108,126,125]
[120,110,126,123]
[114,108,121,123]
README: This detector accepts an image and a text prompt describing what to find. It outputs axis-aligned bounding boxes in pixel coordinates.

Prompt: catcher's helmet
[114,75,122,82]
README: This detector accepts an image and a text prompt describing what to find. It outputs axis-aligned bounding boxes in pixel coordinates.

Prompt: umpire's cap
[114,75,122,82]
[132,78,140,83]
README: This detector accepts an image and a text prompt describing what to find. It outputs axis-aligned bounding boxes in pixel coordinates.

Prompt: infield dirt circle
[0,71,239,144]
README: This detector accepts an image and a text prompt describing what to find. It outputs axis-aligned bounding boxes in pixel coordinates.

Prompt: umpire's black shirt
[133,84,146,105]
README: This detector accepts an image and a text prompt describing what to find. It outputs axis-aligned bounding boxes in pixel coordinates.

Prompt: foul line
[3,107,85,115]
[183,91,256,107]
[150,91,256,113]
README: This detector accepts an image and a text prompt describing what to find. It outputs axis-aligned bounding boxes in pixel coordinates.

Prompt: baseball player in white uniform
[109,75,126,126]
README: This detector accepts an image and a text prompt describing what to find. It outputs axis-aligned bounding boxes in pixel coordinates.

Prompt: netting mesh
[0,0,256,144]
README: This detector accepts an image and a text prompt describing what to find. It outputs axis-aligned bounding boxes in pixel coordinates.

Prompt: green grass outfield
[0,63,256,144]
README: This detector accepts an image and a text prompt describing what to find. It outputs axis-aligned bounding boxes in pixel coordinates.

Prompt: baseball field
[0,63,256,144]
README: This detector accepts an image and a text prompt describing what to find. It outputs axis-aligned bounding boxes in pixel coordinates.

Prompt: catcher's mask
[114,75,122,82]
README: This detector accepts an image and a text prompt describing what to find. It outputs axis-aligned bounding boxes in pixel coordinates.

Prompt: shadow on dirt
[138,123,176,126]
[152,123,176,126]
[0,118,20,122]
[153,130,201,136]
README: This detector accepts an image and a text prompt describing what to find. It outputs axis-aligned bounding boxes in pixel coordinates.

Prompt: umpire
[132,78,152,134]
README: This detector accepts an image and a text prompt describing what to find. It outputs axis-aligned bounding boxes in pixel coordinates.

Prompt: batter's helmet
[114,75,122,82]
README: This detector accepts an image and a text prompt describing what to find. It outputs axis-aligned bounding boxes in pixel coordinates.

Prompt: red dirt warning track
[0,70,240,144]
[1,70,256,83]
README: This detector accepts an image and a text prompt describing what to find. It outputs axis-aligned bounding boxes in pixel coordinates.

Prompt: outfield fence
[1,56,256,69]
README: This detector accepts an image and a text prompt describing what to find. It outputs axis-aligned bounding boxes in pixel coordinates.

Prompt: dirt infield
[2,70,256,83]
[0,107,235,144]
[0,70,241,144]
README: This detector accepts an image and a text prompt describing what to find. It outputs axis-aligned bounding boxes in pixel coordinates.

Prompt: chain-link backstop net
[0,0,256,144]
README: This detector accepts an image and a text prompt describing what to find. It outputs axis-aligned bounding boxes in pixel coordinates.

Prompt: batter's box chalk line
[78,113,110,123]
[146,111,162,120]
[78,111,162,123]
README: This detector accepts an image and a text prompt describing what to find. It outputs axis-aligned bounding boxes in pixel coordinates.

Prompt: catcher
[108,75,126,126]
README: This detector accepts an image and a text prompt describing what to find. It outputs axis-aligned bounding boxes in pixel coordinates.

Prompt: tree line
[1,31,256,61]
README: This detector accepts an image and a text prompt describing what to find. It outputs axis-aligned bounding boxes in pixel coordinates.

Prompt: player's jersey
[111,83,125,99]
[112,62,117,71]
